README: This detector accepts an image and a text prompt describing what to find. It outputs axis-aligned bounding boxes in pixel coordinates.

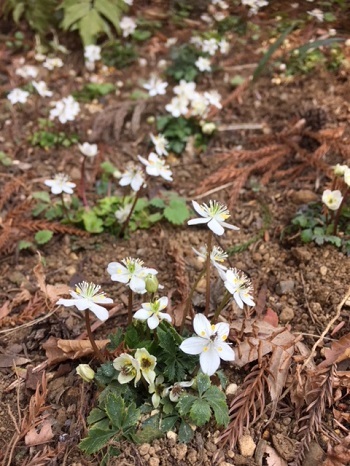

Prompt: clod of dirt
[279,307,295,322]
[271,433,296,462]
[238,434,256,457]
[276,280,295,295]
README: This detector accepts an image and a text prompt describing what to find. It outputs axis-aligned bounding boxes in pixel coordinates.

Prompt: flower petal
[215,322,230,340]
[221,221,239,231]
[180,336,207,355]
[158,296,168,310]
[88,302,109,321]
[56,298,76,308]
[200,347,220,376]
[188,217,210,226]
[234,292,244,309]
[147,314,160,329]
[191,200,207,217]
[74,299,90,311]
[193,313,213,339]
[159,312,172,323]
[207,218,225,236]
[134,308,152,320]
[217,342,235,361]
[129,276,146,293]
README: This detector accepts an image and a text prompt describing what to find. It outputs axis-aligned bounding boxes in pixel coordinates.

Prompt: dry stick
[84,310,105,363]
[127,288,133,326]
[179,269,206,333]
[205,231,213,317]
[301,286,350,371]
[60,193,71,222]
[212,290,231,324]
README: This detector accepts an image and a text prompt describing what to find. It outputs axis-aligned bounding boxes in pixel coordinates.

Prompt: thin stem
[80,156,89,208]
[127,288,133,326]
[204,231,213,317]
[179,269,206,334]
[333,186,349,235]
[119,191,141,238]
[60,193,71,222]
[84,310,105,363]
[212,290,231,324]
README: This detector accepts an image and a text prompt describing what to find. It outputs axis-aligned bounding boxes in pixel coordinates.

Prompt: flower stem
[204,231,213,317]
[127,288,133,326]
[84,310,105,363]
[179,269,206,334]
[80,156,89,208]
[333,186,349,235]
[60,193,71,222]
[119,191,140,238]
[212,290,231,324]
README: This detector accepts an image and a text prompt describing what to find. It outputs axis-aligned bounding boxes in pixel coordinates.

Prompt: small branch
[84,310,105,363]
[60,193,71,222]
[179,269,206,333]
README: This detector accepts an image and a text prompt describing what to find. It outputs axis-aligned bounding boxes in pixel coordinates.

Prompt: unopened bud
[145,274,159,294]
[76,364,95,382]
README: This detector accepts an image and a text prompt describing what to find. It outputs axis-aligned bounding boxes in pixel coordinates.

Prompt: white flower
[84,45,101,63]
[213,12,226,22]
[333,164,348,176]
[120,16,137,37]
[218,39,230,54]
[204,90,222,109]
[134,297,171,329]
[107,257,158,294]
[113,353,141,386]
[307,8,324,22]
[50,96,80,124]
[78,142,98,157]
[76,364,95,382]
[7,88,29,105]
[180,314,235,376]
[241,0,268,15]
[201,121,216,134]
[16,65,39,79]
[344,168,350,187]
[143,75,168,96]
[115,203,133,223]
[223,268,255,309]
[173,80,196,99]
[322,189,343,211]
[149,375,165,408]
[43,57,63,70]
[201,38,218,56]
[32,81,53,97]
[188,200,239,236]
[163,380,194,402]
[151,133,169,157]
[190,36,203,48]
[135,348,157,385]
[56,281,113,321]
[195,57,212,72]
[123,0,133,4]
[119,164,145,191]
[138,153,173,181]
[165,96,189,118]
[193,245,228,271]
[44,173,76,195]
[190,93,208,117]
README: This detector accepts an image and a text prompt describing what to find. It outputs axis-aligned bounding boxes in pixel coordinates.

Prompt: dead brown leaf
[318,333,350,369]
[265,445,288,466]
[322,435,350,466]
[43,337,110,365]
[0,354,31,368]
[33,256,70,304]
[24,421,53,446]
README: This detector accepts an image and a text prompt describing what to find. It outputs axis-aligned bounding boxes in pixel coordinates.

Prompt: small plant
[166,45,202,82]
[5,31,30,52]
[0,151,12,167]
[102,40,138,68]
[156,116,202,154]
[73,83,115,103]
[30,119,79,149]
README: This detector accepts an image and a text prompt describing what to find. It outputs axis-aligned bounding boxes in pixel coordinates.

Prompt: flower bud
[145,274,159,294]
[76,364,95,382]
[201,122,216,135]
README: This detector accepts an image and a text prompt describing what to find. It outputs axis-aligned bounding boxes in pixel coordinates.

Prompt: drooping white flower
[78,142,98,157]
[193,245,228,271]
[138,153,173,181]
[115,203,133,223]
[32,81,53,97]
[307,8,324,22]
[204,90,222,109]
[333,164,348,176]
[163,379,194,402]
[180,314,235,376]
[201,38,218,56]
[195,57,212,72]
[120,16,137,37]
[188,200,239,236]
[173,80,196,100]
[107,257,158,294]
[201,121,216,134]
[165,96,189,118]
[223,268,255,309]
[44,173,76,195]
[134,297,171,329]
[76,364,95,382]
[322,189,343,211]
[150,133,169,157]
[143,75,168,96]
[119,164,145,192]
[84,45,101,63]
[49,96,80,124]
[149,375,165,408]
[16,65,39,79]
[135,348,157,385]
[113,353,141,386]
[43,57,63,70]
[7,88,29,105]
[56,281,113,321]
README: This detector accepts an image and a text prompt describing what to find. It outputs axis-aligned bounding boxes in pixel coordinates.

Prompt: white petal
[56,298,76,308]
[217,342,235,361]
[224,281,236,295]
[89,302,109,321]
[208,218,225,235]
[158,296,168,310]
[180,336,207,355]
[200,347,220,376]
[193,314,213,339]
[234,292,244,309]
[242,295,255,307]
[215,322,230,340]
[221,221,239,231]
[111,274,129,284]
[191,200,207,217]
[74,299,90,311]
[118,372,134,384]
[51,185,63,195]
[159,312,172,323]
[129,276,146,293]
[179,380,194,388]
[188,217,209,226]
[94,296,113,304]
[147,314,160,329]
[133,309,152,320]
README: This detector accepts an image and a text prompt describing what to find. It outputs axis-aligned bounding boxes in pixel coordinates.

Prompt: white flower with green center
[120,16,137,37]
[43,57,63,70]
[173,80,196,100]
[138,153,173,182]
[201,38,218,56]
[133,297,171,329]
[195,57,212,72]
[84,45,101,64]
[322,189,343,211]
[76,364,95,382]
[165,96,189,118]
[135,348,156,385]
[107,257,157,294]
[56,281,113,321]
[149,375,165,408]
[49,95,80,124]
[204,90,222,109]
[163,379,194,402]
[113,353,141,386]
[223,268,255,309]
[193,245,228,271]
[188,200,239,236]
[44,173,76,195]
[119,164,145,191]
[180,314,235,376]
[16,65,39,79]
[79,142,98,157]
[150,133,169,157]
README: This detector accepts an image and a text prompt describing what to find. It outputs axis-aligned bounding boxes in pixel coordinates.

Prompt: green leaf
[79,8,105,45]
[124,326,139,349]
[79,428,117,454]
[123,403,141,431]
[149,198,166,208]
[300,228,313,243]
[13,3,25,23]
[230,75,245,87]
[190,399,211,426]
[60,1,91,30]
[132,426,163,444]
[203,386,229,426]
[294,37,342,55]
[87,408,107,425]
[82,211,104,233]
[178,420,194,443]
[95,0,122,33]
[35,230,53,245]
[18,240,33,251]
[100,161,117,175]
[32,191,51,203]
[196,373,211,397]
[161,416,178,432]
[176,394,197,416]
[107,328,124,350]
[164,199,190,225]
[106,394,124,429]
[132,29,151,41]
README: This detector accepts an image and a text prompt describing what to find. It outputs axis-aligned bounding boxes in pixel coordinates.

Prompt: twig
[192,181,236,200]
[218,123,265,132]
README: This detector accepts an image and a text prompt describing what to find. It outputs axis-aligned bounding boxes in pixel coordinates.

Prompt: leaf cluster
[166,45,201,82]
[73,83,115,103]
[102,40,138,68]
[156,116,202,155]
[30,119,79,150]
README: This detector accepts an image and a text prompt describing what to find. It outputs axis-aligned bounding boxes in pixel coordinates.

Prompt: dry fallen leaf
[33,255,70,304]
[265,445,288,466]
[0,354,31,368]
[43,337,110,365]
[25,421,53,446]
[318,333,350,369]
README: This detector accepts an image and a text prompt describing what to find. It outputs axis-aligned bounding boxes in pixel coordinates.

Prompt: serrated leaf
[79,428,117,454]
[125,326,139,348]
[196,373,211,397]
[87,408,107,425]
[149,198,166,208]
[164,199,190,225]
[176,394,197,416]
[82,211,104,233]
[157,327,176,354]
[300,228,313,243]
[35,230,53,245]
[161,415,178,432]
[79,8,105,45]
[107,328,124,350]
[32,191,51,203]
[18,240,33,251]
[95,0,122,32]
[122,403,140,431]
[105,394,124,429]
[132,426,163,444]
[203,386,229,426]
[60,2,91,30]
[190,399,211,426]
[178,420,194,443]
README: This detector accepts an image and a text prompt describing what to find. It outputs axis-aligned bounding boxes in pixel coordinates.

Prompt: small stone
[292,247,312,262]
[149,458,159,466]
[227,450,235,458]
[139,444,151,456]
[67,266,77,276]
[166,431,177,442]
[176,444,187,460]
[148,447,155,456]
[238,435,256,457]
[279,307,295,322]
[8,271,26,285]
[226,383,238,396]
[276,280,295,295]
[187,450,198,464]
[219,462,233,466]
[320,266,327,277]
[206,441,217,452]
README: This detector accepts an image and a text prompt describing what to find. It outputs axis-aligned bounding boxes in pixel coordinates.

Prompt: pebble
[206,441,217,452]
[292,247,312,262]
[226,383,238,396]
[291,189,318,204]
[176,444,188,460]
[279,307,295,322]
[320,266,327,277]
[238,434,256,457]
[139,444,151,456]
[219,463,233,466]
[149,458,159,466]
[276,280,295,295]
[166,431,177,442]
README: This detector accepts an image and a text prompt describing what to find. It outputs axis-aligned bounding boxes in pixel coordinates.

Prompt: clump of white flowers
[49,95,80,124]
[84,44,101,71]
[7,88,29,105]
[120,16,137,37]
[241,0,268,15]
